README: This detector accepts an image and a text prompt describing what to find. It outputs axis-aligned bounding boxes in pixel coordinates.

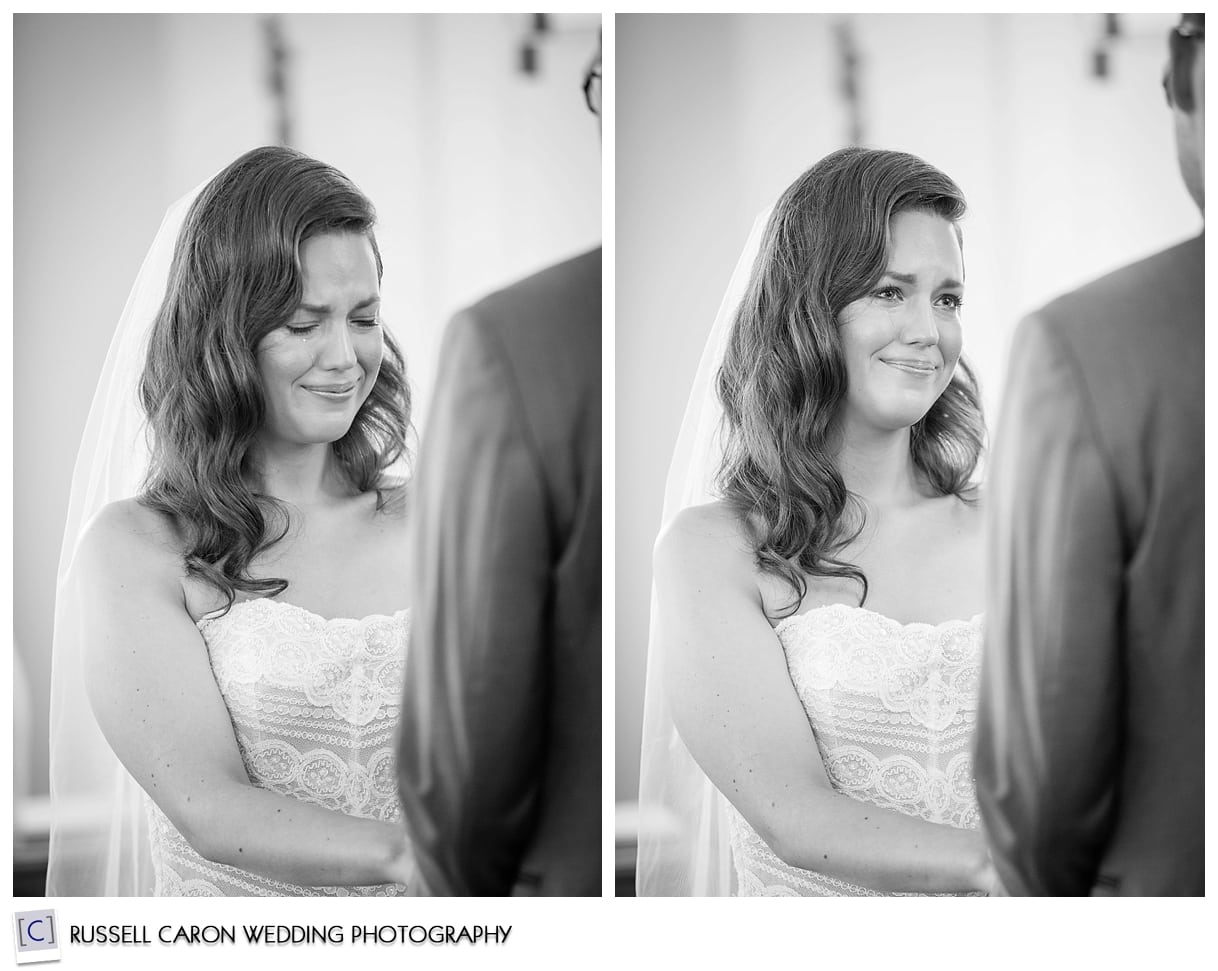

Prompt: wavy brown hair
[716,147,983,616]
[139,146,411,610]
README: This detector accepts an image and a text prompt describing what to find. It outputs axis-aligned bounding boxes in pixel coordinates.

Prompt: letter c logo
[26,920,45,943]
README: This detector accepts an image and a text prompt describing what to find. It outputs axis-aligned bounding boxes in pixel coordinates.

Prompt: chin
[867,399,939,433]
[316,423,358,446]
[288,416,359,447]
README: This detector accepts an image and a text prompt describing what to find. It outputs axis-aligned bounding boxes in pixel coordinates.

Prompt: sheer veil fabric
[47,181,208,895]
[636,208,772,896]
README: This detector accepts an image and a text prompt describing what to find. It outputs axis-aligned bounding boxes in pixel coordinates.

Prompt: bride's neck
[834,422,926,511]
[245,440,356,508]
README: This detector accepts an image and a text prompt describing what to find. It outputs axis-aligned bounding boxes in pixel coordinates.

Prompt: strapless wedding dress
[145,598,410,896]
[727,603,983,896]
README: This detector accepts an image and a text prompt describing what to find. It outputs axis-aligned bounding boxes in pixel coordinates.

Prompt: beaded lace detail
[728,603,984,897]
[145,598,410,897]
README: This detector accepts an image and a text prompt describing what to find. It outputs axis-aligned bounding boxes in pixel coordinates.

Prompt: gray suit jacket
[974,234,1203,896]
[398,249,601,896]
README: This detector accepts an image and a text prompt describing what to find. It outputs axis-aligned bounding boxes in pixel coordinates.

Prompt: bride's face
[835,209,964,436]
[255,232,384,449]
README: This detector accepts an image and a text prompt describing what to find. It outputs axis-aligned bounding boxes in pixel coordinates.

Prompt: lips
[301,381,357,399]
[880,358,938,375]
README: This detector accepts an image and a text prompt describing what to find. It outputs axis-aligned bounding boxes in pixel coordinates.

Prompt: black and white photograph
[14,12,601,898]
[616,12,1203,897]
[8,4,1211,954]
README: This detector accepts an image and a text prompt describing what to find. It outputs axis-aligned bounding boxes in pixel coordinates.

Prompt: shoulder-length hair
[716,147,983,616]
[139,145,411,610]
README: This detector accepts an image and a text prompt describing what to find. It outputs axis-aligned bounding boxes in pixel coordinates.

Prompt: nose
[317,321,357,370]
[900,299,939,347]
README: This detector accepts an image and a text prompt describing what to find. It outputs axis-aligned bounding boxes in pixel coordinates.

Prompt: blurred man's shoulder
[1034,234,1202,341]
[461,248,599,328]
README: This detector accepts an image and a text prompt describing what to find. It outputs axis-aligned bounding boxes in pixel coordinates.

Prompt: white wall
[14,12,600,799]
[616,12,1201,804]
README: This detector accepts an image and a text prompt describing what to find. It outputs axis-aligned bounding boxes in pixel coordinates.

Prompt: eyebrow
[296,295,381,315]
[882,270,964,290]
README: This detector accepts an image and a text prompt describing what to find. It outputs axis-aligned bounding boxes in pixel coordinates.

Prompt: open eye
[936,293,964,310]
[872,286,903,301]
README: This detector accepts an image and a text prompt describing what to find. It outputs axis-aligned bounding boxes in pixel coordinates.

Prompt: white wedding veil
[636,208,772,896]
[47,179,209,895]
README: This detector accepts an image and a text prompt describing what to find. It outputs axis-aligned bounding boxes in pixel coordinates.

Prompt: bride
[47,146,415,895]
[638,147,997,896]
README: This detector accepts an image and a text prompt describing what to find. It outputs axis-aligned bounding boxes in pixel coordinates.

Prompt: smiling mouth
[881,359,939,375]
[302,382,357,398]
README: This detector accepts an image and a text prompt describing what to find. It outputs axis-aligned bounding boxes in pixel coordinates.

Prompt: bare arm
[78,502,412,888]
[655,506,990,894]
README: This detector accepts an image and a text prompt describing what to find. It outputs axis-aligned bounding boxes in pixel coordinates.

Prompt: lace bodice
[728,603,983,897]
[145,598,410,896]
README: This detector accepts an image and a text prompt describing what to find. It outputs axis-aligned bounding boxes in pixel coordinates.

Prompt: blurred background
[615,12,1202,893]
[13,12,601,894]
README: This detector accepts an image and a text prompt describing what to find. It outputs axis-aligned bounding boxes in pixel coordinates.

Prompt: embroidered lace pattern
[727,604,984,897]
[144,598,410,897]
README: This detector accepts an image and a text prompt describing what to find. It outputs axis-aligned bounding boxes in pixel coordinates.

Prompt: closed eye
[286,323,319,336]
[351,317,381,329]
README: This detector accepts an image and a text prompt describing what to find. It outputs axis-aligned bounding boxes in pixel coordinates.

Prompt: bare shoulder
[75,498,182,588]
[655,500,755,582]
